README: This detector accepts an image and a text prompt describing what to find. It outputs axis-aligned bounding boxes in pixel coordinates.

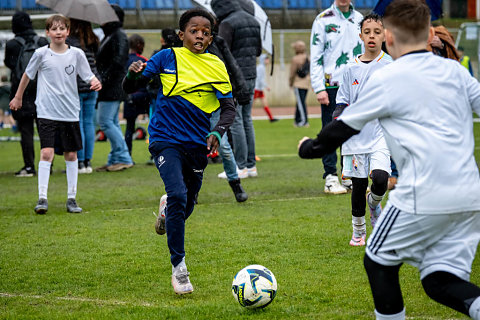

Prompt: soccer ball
[231,264,277,309]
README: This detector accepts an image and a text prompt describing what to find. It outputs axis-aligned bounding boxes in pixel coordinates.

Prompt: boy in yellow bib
[123,8,235,295]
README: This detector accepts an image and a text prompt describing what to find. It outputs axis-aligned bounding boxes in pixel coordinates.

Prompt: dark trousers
[320,88,339,178]
[294,87,309,126]
[149,141,207,267]
[124,116,136,155]
[17,116,37,169]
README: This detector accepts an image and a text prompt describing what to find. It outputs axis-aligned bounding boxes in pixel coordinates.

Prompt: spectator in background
[427,25,460,61]
[95,4,133,172]
[254,54,277,122]
[211,0,262,178]
[310,0,363,194]
[66,18,101,174]
[458,46,474,76]
[124,34,150,157]
[4,11,49,177]
[0,75,15,130]
[208,23,249,202]
[289,40,310,128]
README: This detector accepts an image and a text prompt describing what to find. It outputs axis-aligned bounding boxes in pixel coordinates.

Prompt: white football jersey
[339,51,480,214]
[337,51,392,155]
[26,45,94,122]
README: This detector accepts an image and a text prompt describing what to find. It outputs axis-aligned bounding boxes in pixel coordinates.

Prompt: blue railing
[0,0,377,10]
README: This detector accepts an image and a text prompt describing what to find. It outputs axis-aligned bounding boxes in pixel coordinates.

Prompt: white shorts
[366,202,480,281]
[342,149,391,178]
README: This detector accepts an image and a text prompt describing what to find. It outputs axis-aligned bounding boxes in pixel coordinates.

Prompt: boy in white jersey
[333,14,392,247]
[10,15,101,214]
[298,0,480,319]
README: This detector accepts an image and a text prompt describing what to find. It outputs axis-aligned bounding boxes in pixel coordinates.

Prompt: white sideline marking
[0,292,154,307]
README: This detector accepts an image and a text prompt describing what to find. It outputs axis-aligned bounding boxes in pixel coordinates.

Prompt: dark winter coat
[4,11,48,119]
[211,0,262,80]
[96,21,129,101]
[66,36,101,94]
[208,35,250,106]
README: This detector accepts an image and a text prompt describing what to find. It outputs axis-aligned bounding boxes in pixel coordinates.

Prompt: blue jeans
[321,88,339,178]
[149,141,207,267]
[77,91,98,162]
[97,101,133,166]
[231,78,256,169]
[210,109,238,181]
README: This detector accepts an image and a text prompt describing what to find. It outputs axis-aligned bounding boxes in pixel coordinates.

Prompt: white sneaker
[324,174,348,194]
[155,195,167,235]
[247,166,258,177]
[172,265,194,295]
[341,178,352,191]
[217,171,228,179]
[237,168,248,179]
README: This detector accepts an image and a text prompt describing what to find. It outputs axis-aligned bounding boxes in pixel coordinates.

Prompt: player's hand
[9,97,22,111]
[298,136,310,151]
[90,77,102,91]
[207,135,219,154]
[317,91,329,105]
[129,60,147,73]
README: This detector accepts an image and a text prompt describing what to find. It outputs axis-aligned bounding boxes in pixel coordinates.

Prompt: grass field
[1,118,479,319]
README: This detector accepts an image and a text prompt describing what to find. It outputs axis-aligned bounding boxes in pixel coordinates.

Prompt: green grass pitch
[0,118,479,319]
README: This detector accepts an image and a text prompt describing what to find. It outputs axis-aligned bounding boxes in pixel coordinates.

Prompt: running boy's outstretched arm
[9,73,31,111]
[298,120,359,159]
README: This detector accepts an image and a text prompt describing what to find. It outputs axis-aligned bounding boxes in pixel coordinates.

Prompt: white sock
[172,257,187,274]
[352,216,366,237]
[38,161,51,199]
[368,192,384,209]
[469,296,480,320]
[66,160,78,199]
[375,308,405,320]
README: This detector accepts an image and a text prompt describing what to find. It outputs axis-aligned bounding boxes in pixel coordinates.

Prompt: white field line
[0,292,466,319]
[0,292,154,307]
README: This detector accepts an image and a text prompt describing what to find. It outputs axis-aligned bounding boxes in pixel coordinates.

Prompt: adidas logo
[352,79,359,85]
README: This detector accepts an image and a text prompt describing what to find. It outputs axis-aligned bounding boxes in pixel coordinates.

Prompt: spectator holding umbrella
[66,18,101,174]
[95,4,134,172]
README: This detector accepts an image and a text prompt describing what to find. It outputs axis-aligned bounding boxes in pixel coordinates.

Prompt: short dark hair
[179,8,214,32]
[384,0,430,44]
[128,33,145,49]
[45,14,70,31]
[360,13,383,30]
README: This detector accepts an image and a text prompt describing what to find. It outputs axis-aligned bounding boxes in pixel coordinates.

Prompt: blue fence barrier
[1,0,377,10]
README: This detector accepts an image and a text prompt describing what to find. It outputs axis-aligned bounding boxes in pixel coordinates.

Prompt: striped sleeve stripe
[368,206,401,254]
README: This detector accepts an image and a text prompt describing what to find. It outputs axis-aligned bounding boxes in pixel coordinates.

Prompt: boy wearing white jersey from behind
[298,0,480,318]
[10,15,101,214]
[333,13,392,247]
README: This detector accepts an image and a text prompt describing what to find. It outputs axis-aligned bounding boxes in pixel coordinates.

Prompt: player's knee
[421,272,445,302]
[370,169,389,195]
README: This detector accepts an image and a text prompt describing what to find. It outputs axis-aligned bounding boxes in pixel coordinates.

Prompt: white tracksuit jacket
[310,3,363,93]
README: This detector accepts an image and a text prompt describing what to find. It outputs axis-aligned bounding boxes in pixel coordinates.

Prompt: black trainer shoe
[66,198,82,214]
[15,166,36,177]
[34,198,48,214]
[228,179,248,202]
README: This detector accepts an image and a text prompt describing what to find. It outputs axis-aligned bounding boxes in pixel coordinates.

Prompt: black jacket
[96,22,129,101]
[66,36,100,94]
[4,29,48,119]
[208,35,250,106]
[211,0,262,80]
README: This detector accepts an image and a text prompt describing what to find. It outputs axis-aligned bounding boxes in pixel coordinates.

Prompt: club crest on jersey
[352,79,359,85]
[325,24,340,33]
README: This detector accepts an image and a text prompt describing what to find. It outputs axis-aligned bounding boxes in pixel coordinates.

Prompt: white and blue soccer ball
[231,264,277,309]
